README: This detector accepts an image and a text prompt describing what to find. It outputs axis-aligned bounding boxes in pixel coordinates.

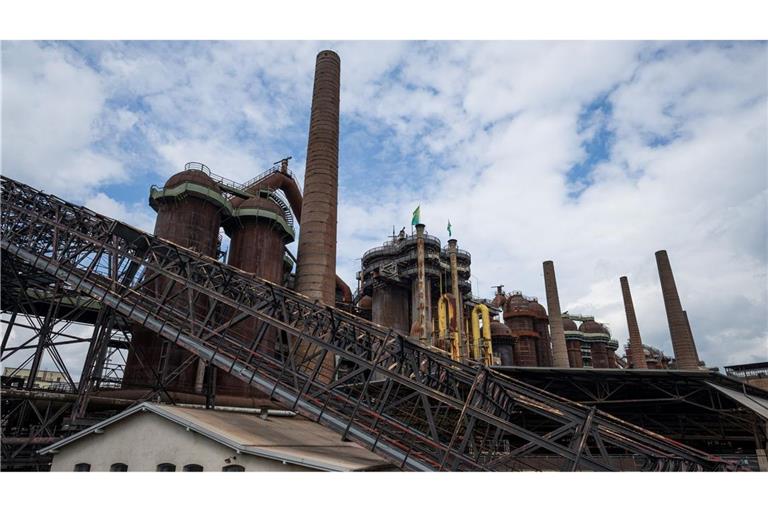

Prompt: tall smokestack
[295,50,340,305]
[620,276,647,369]
[682,310,700,364]
[655,250,699,370]
[543,261,569,367]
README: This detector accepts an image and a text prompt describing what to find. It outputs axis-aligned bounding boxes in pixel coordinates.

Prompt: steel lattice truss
[0,176,735,471]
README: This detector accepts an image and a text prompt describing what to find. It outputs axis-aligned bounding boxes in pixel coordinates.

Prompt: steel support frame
[0,176,736,471]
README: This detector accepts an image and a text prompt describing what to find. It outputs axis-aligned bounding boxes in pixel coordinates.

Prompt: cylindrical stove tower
[655,250,700,370]
[221,193,294,396]
[562,317,584,368]
[530,299,553,367]
[124,167,227,393]
[543,260,570,367]
[295,50,341,306]
[620,276,647,369]
[580,320,609,368]
[503,293,538,367]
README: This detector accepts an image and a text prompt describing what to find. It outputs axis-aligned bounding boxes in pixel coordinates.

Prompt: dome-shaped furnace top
[562,318,579,331]
[164,170,220,191]
[490,320,512,337]
[237,195,285,217]
[529,299,548,319]
[503,294,536,318]
[579,319,609,335]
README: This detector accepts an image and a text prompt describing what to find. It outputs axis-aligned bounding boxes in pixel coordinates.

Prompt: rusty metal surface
[655,251,700,370]
[567,339,584,368]
[513,337,538,367]
[124,171,225,394]
[295,50,341,305]
[590,341,610,369]
[372,285,410,333]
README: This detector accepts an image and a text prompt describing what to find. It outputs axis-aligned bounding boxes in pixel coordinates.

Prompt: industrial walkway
[0,176,735,471]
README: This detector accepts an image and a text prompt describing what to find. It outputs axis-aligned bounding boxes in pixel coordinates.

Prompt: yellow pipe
[471,304,494,365]
[438,294,461,361]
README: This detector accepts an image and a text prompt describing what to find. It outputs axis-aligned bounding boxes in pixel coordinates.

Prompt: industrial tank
[124,167,228,394]
[225,193,293,282]
[372,285,410,334]
[563,318,584,368]
[154,170,226,255]
[530,299,553,367]
[220,192,294,396]
[503,294,538,367]
[580,320,610,369]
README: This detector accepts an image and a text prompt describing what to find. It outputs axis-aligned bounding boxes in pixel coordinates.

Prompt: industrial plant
[1,49,767,472]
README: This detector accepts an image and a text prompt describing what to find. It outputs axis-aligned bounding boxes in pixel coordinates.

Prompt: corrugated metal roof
[705,382,768,421]
[40,402,394,471]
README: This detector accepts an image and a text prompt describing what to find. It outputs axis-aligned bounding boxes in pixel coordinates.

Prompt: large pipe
[543,260,570,367]
[471,304,493,365]
[655,250,699,370]
[448,239,466,359]
[620,276,647,369]
[295,50,341,305]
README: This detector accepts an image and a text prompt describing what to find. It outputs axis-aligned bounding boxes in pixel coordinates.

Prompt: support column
[414,224,428,342]
[543,261,570,368]
[448,239,465,359]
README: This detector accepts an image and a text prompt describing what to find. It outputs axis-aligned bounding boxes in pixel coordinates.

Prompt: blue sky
[2,40,767,373]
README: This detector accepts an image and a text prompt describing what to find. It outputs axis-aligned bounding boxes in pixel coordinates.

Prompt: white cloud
[84,192,155,233]
[1,42,125,200]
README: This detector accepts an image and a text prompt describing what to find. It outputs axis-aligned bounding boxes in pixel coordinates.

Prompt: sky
[1,40,767,377]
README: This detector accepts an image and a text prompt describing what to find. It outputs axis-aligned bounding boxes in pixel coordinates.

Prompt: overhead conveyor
[0,176,737,471]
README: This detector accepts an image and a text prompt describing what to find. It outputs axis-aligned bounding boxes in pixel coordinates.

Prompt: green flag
[411,205,421,226]
[447,220,452,237]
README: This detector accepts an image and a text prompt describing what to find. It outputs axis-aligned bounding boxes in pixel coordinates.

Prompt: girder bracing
[0,176,735,471]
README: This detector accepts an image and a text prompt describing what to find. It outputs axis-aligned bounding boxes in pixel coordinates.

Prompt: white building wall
[50,411,314,472]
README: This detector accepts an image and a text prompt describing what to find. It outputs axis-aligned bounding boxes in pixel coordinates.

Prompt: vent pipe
[543,260,569,367]
[620,276,647,369]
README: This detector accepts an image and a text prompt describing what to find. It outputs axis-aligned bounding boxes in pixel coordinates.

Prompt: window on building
[183,464,203,472]
[74,463,91,472]
[110,463,128,472]
[156,463,176,472]
[222,464,244,472]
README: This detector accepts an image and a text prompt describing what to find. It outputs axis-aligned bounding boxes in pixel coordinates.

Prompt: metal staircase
[0,176,735,471]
